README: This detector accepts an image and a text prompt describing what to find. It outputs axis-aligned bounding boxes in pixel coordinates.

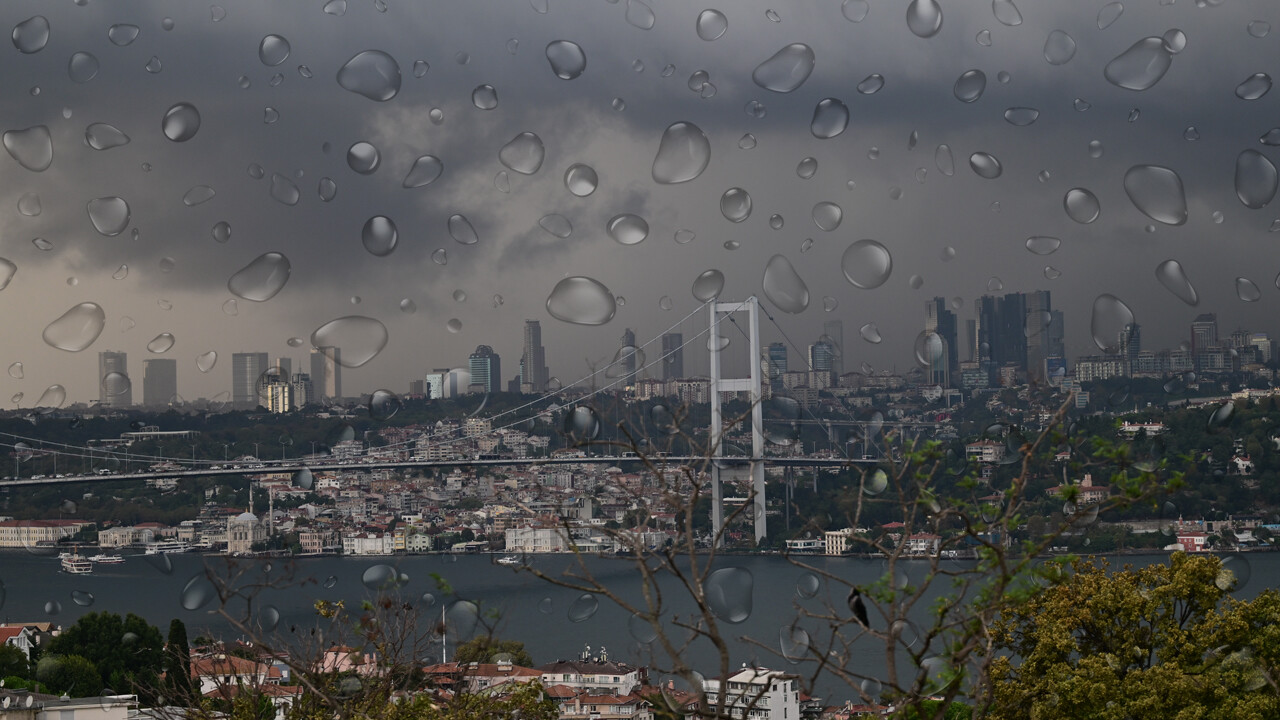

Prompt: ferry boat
[144,540,191,555]
[496,554,522,566]
[88,554,125,564]
[61,553,93,574]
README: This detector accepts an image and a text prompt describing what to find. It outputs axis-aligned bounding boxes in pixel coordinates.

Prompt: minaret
[268,486,274,538]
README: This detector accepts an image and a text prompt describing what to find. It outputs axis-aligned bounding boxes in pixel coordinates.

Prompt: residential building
[701,667,800,720]
[824,528,855,556]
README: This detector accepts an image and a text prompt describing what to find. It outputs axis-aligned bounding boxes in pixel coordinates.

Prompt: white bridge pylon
[708,297,766,546]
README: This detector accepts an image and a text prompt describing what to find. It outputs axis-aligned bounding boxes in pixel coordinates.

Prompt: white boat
[496,554,522,566]
[88,554,125,564]
[144,540,191,555]
[61,554,93,574]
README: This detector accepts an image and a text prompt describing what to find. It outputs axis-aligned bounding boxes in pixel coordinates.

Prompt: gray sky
[1,0,1279,406]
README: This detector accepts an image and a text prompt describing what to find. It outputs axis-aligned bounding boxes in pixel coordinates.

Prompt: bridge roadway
[2,454,872,487]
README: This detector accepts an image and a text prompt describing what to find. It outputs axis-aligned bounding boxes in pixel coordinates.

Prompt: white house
[701,667,801,720]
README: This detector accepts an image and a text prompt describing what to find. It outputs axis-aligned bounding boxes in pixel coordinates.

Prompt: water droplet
[1123,165,1187,225]
[359,564,401,591]
[696,9,728,40]
[248,163,265,179]
[623,0,655,29]
[842,240,892,289]
[82,123,129,153]
[222,299,238,316]
[271,174,301,205]
[908,274,925,290]
[346,141,380,175]
[162,103,201,142]
[563,406,601,443]
[545,39,587,80]
[85,196,131,236]
[0,260,17,291]
[737,133,757,150]
[810,98,849,139]
[545,277,617,325]
[987,277,1004,291]
[33,385,65,411]
[538,214,573,238]
[467,83,500,111]
[190,350,218,374]
[758,254,810,314]
[1105,36,1174,91]
[100,371,130,398]
[12,16,49,53]
[3,126,52,172]
[1150,259,1199,307]
[606,214,648,245]
[227,252,291,302]
[1098,2,1124,29]
[652,122,710,184]
[1235,150,1278,209]
[706,567,753,623]
[1043,266,1061,280]
[6,362,21,379]
[441,214,477,246]
[1003,107,1039,126]
[31,237,53,252]
[812,201,843,231]
[367,389,402,421]
[993,0,1022,25]
[317,177,337,202]
[841,0,870,22]
[361,216,398,257]
[1248,21,1271,38]
[106,23,139,47]
[1236,277,1262,302]
[692,269,725,301]
[311,316,388,367]
[1025,236,1061,255]
[713,188,750,224]
[752,43,816,93]
[211,221,232,244]
[1064,188,1100,223]
[43,302,106,352]
[969,152,1002,179]
[1090,294,1134,353]
[1235,73,1272,100]
[431,248,448,265]
[161,17,176,31]
[1074,98,1092,111]
[337,50,401,101]
[901,0,946,37]
[182,185,215,207]
[1162,29,1187,53]
[498,132,545,175]
[1044,30,1077,64]
[949,70,986,106]
[144,333,174,354]
[258,34,290,66]
[854,75,886,96]
[401,155,443,189]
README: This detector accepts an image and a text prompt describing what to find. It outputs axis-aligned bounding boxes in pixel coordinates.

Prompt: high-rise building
[310,347,341,402]
[142,359,178,407]
[1250,333,1274,364]
[409,379,425,396]
[265,382,293,413]
[1024,291,1052,382]
[521,320,548,393]
[232,352,268,408]
[1191,313,1219,371]
[97,351,132,408]
[425,369,448,399]
[620,328,638,386]
[1119,323,1141,374]
[809,339,835,386]
[291,372,313,408]
[822,320,844,378]
[925,298,958,385]
[468,345,501,394]
[767,342,788,390]
[661,333,684,380]
[275,357,292,378]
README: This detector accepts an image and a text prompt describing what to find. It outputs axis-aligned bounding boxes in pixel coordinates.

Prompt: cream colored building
[226,512,267,554]
[0,520,91,548]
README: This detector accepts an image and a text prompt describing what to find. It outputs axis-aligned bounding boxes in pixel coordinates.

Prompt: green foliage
[165,618,193,701]
[452,637,534,668]
[35,654,101,697]
[1,675,42,692]
[0,644,28,679]
[989,553,1280,718]
[47,612,164,699]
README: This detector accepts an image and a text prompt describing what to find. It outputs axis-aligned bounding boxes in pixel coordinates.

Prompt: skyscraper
[822,320,844,378]
[468,345,501,394]
[275,357,292,378]
[232,352,268,408]
[1120,323,1141,374]
[97,351,132,408]
[1024,290,1052,382]
[1191,314,1219,371]
[142,359,177,407]
[309,347,341,402]
[809,339,834,385]
[661,333,684,380]
[767,342,788,390]
[620,328,638,386]
[521,320,548,393]
[925,298,958,385]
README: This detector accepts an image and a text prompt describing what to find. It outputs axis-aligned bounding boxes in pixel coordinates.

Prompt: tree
[165,618,194,701]
[988,553,1280,718]
[47,612,164,697]
[452,637,534,668]
[0,644,28,679]
[35,654,101,697]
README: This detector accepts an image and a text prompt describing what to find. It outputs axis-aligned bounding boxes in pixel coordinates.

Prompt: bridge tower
[708,297,766,546]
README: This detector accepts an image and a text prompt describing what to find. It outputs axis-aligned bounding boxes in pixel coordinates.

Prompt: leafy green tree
[47,612,164,697]
[452,637,534,668]
[165,618,194,701]
[35,655,101,696]
[989,553,1280,718]
[0,644,28,679]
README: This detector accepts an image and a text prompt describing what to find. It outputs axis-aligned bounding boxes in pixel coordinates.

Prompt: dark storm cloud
[1,0,1278,404]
